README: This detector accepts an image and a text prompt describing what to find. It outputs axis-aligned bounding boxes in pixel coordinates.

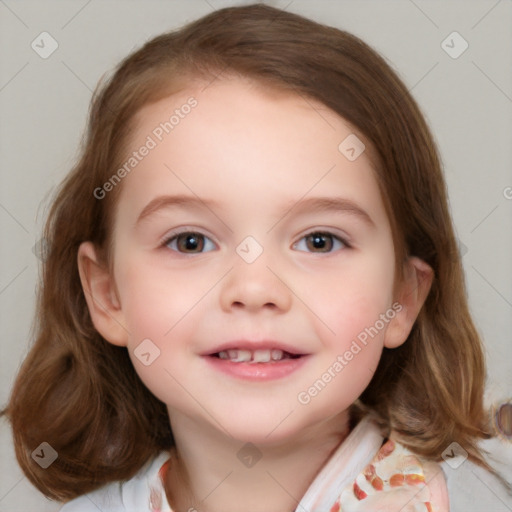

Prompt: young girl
[4,4,506,511]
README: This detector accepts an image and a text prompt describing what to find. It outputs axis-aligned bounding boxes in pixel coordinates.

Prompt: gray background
[1,1,511,510]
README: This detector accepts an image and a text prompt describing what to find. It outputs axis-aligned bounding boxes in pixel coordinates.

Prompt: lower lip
[204,355,309,381]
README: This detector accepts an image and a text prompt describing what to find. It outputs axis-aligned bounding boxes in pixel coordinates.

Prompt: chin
[218,407,328,447]
[215,404,298,444]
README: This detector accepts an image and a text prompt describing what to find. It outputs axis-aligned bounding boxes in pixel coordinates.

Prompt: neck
[164,411,350,512]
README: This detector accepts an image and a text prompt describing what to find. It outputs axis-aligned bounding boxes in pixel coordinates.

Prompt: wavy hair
[4,3,491,501]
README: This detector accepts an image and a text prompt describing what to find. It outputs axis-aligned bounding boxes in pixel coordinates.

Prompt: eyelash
[293,231,351,253]
[161,229,351,254]
[161,229,217,254]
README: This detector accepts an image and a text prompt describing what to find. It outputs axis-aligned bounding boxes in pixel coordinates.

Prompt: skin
[78,77,434,512]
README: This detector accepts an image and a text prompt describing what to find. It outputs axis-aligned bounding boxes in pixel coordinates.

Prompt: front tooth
[218,351,229,359]
[251,349,271,363]
[271,349,284,361]
[230,349,252,362]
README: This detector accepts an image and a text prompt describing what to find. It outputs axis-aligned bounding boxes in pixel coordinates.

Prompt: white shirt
[59,417,510,511]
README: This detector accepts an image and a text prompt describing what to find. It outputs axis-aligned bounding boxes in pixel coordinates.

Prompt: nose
[219,258,292,314]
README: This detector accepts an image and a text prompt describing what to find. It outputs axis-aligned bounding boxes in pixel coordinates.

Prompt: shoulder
[59,452,170,512]
[59,484,123,512]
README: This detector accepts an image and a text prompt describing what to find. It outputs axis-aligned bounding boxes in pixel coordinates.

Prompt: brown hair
[4,3,492,501]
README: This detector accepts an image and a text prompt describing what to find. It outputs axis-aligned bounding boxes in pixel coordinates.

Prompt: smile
[215,348,301,363]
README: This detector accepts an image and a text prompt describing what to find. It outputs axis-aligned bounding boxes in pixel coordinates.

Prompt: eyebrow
[285,197,375,227]
[136,194,374,228]
[136,195,221,224]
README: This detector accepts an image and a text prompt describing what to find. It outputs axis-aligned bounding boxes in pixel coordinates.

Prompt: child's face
[86,78,414,443]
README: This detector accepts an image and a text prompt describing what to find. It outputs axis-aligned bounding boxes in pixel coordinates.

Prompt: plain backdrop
[1,1,511,511]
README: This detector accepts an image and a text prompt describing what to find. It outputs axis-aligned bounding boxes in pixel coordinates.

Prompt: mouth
[203,342,309,381]
[211,348,303,363]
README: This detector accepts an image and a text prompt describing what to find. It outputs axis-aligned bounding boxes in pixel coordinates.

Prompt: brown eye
[166,232,215,253]
[294,231,347,253]
[306,233,333,252]
[177,233,203,252]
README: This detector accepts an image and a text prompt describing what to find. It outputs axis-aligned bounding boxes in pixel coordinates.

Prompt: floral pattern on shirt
[333,439,435,512]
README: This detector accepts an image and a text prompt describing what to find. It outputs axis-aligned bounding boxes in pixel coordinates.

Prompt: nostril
[230,301,277,309]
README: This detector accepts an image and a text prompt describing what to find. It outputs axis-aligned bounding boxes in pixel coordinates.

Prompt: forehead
[115,77,385,226]
[128,75,379,170]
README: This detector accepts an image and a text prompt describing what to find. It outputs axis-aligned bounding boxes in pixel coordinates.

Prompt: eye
[165,232,216,254]
[293,231,347,253]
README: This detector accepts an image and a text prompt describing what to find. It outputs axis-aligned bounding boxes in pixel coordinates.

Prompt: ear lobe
[77,241,128,347]
[384,256,433,349]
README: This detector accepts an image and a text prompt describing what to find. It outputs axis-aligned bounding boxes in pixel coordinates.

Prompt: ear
[384,256,433,349]
[77,241,129,347]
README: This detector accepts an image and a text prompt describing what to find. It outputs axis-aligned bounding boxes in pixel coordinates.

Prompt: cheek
[113,257,213,405]
[309,254,395,346]
[115,254,213,340]
[294,253,396,412]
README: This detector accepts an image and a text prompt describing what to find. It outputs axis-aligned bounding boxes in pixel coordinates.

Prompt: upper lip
[203,340,307,356]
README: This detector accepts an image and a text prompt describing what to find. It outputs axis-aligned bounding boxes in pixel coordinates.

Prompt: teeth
[271,349,284,361]
[217,348,289,363]
[251,349,271,363]
[228,349,252,362]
